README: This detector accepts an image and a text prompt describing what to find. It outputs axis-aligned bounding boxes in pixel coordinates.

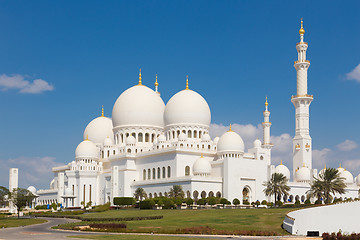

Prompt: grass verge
[68,235,211,240]
[0,217,47,228]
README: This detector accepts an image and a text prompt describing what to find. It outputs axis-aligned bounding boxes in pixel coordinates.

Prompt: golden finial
[101,105,104,117]
[138,68,142,85]
[85,135,89,141]
[201,153,203,158]
[265,96,268,106]
[339,163,342,168]
[185,75,189,90]
[155,74,158,87]
[324,163,326,169]
[280,160,283,165]
[299,18,305,35]
[228,124,233,132]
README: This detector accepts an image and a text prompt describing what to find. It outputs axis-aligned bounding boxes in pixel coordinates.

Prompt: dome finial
[339,163,342,168]
[280,160,283,165]
[85,134,89,141]
[265,96,269,111]
[299,18,305,36]
[201,153,203,158]
[101,105,104,117]
[185,75,189,90]
[324,163,326,169]
[155,74,159,92]
[228,124,233,132]
[138,68,142,85]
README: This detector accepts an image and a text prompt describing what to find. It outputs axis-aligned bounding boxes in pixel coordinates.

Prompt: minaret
[291,19,313,178]
[155,74,159,93]
[262,97,273,148]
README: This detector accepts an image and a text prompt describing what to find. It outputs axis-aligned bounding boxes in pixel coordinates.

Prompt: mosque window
[199,131,202,138]
[152,168,155,179]
[151,133,155,142]
[145,133,149,142]
[167,166,171,178]
[143,170,146,180]
[194,130,197,138]
[188,130,191,138]
[154,193,157,198]
[107,151,110,157]
[148,169,151,180]
[121,134,124,143]
[201,191,206,198]
[172,131,175,139]
[126,133,129,138]
[180,144,183,147]
[260,155,264,160]
[131,132,136,138]
[138,133,143,142]
[83,184,86,203]
[72,185,74,195]
[193,190,199,200]
[89,185,92,202]
[208,145,211,150]
[216,191,221,198]
[177,130,180,137]
[157,167,160,179]
[149,193,152,198]
[185,166,190,176]
[113,150,116,155]
[186,191,191,198]
[208,191,214,197]
[127,149,131,153]
[162,167,166,178]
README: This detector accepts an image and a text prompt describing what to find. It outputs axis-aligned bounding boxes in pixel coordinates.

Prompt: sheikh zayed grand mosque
[18,21,360,207]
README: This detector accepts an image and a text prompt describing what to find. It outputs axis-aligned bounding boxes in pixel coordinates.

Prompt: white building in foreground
[33,20,360,207]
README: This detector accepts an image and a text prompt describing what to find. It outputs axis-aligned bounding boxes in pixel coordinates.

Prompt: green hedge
[139,199,155,209]
[83,216,163,222]
[113,197,135,206]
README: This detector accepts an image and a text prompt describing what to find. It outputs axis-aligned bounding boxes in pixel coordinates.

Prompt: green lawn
[0,217,47,228]
[69,235,206,240]
[57,208,293,235]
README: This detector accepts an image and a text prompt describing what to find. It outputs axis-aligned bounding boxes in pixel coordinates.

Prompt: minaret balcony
[296,42,308,46]
[291,94,313,99]
[294,60,310,64]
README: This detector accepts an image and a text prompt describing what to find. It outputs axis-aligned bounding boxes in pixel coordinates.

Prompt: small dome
[158,134,166,142]
[126,135,136,145]
[75,140,99,159]
[217,130,244,153]
[112,85,165,128]
[27,186,36,194]
[275,163,290,180]
[103,136,113,146]
[193,156,211,175]
[356,174,360,186]
[178,132,187,141]
[253,139,262,148]
[164,89,211,127]
[64,188,73,196]
[295,166,311,182]
[213,137,220,145]
[202,133,211,142]
[83,116,114,144]
[337,166,345,173]
[340,170,354,184]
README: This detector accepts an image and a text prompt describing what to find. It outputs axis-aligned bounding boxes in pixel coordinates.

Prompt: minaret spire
[138,68,142,85]
[292,19,313,181]
[155,74,158,93]
[262,96,272,148]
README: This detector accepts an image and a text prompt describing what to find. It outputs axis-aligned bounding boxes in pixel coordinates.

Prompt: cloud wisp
[336,140,358,152]
[0,74,54,94]
[346,64,360,82]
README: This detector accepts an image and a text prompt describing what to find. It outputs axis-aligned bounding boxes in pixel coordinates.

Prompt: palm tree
[134,188,147,201]
[263,173,290,207]
[306,179,325,203]
[169,185,185,198]
[308,168,346,204]
[0,186,9,208]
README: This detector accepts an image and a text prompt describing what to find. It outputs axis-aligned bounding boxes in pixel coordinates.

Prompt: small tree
[0,186,9,208]
[134,188,147,201]
[168,185,185,199]
[263,173,290,207]
[9,188,35,218]
[232,198,240,205]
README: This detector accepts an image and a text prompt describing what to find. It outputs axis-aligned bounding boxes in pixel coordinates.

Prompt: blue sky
[0,1,359,188]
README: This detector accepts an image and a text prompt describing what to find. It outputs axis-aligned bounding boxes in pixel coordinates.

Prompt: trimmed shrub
[83,215,163,222]
[173,198,183,206]
[304,199,311,205]
[35,205,48,210]
[315,199,322,205]
[89,223,126,229]
[275,201,283,207]
[90,203,110,212]
[139,199,155,209]
[185,198,194,205]
[232,198,240,205]
[295,200,300,205]
[219,198,228,205]
[261,200,267,205]
[157,199,163,206]
[197,198,207,205]
[162,198,175,209]
[243,200,250,205]
[208,197,217,205]
[113,197,135,206]
[267,202,274,207]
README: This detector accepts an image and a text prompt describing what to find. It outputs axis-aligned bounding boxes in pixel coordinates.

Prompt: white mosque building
[32,21,360,208]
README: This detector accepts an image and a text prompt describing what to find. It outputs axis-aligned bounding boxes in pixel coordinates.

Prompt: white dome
[27,186,36,194]
[213,137,220,144]
[337,166,345,173]
[202,133,211,142]
[103,136,113,146]
[84,116,114,144]
[217,130,244,153]
[340,170,353,184]
[275,163,290,180]
[295,166,311,182]
[75,140,99,159]
[126,135,136,145]
[193,156,211,175]
[356,174,360,186]
[158,134,166,142]
[112,85,165,128]
[178,132,187,141]
[253,139,262,148]
[164,89,211,127]
[318,167,326,178]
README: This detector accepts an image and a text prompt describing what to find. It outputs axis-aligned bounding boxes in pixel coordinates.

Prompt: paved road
[0,217,320,240]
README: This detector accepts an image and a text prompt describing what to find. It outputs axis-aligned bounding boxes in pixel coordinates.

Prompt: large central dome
[112,85,165,128]
[164,89,211,127]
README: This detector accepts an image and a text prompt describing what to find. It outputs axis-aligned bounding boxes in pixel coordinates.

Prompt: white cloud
[336,140,358,152]
[0,74,54,94]
[0,156,61,189]
[346,64,360,82]
[312,148,332,169]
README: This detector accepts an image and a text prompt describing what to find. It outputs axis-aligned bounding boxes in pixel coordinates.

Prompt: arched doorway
[242,186,251,203]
